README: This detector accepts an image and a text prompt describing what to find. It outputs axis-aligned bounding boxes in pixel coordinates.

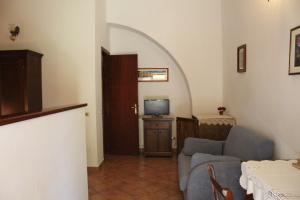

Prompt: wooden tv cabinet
[143,116,174,157]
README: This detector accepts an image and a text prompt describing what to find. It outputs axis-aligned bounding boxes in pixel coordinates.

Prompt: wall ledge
[0,104,87,126]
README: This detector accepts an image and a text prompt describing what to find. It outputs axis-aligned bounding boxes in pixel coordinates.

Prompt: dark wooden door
[102,54,139,155]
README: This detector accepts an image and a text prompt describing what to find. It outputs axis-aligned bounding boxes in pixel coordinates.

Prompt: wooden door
[102,54,139,155]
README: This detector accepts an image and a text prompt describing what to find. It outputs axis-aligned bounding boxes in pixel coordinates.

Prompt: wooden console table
[196,114,236,141]
[176,114,236,154]
[143,116,174,157]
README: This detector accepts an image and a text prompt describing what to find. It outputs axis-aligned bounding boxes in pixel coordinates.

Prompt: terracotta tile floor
[88,155,183,200]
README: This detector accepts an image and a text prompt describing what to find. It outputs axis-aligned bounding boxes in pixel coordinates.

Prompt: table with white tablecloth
[240,160,300,200]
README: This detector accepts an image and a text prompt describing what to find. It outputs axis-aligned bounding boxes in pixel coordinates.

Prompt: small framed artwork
[138,68,169,82]
[289,26,300,75]
[237,44,247,73]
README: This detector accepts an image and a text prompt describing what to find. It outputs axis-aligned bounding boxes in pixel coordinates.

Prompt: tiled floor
[88,155,183,200]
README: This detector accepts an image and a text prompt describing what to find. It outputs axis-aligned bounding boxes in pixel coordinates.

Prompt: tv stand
[142,115,174,157]
[152,115,163,118]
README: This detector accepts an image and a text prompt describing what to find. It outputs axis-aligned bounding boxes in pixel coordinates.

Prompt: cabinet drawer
[144,121,170,129]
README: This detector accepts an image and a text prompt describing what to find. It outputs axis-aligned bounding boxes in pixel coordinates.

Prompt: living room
[0,0,299,200]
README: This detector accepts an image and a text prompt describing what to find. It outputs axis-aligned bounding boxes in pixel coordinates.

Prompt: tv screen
[144,99,169,116]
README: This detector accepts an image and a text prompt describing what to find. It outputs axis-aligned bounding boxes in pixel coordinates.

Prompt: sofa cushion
[190,153,240,169]
[224,126,274,161]
[183,137,224,156]
[178,152,191,191]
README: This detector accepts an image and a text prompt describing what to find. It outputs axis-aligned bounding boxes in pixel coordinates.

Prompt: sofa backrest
[223,126,274,161]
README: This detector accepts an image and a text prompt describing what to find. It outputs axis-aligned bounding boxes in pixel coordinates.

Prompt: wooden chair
[207,164,234,200]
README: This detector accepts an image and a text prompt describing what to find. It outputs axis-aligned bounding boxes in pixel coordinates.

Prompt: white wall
[95,0,109,166]
[109,25,192,148]
[222,0,300,158]
[107,0,224,115]
[0,108,88,200]
[0,0,109,166]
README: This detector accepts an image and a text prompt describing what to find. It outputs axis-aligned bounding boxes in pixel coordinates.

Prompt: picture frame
[138,68,169,82]
[289,26,300,75]
[237,44,247,73]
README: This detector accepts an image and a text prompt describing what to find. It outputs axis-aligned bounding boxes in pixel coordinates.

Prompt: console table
[240,160,300,200]
[143,116,174,157]
[176,114,236,154]
[197,114,236,141]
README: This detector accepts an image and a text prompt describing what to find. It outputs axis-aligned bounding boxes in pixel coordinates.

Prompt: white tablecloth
[196,114,236,126]
[240,160,300,200]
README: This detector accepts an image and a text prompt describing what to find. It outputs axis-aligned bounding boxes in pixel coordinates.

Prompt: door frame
[101,47,110,154]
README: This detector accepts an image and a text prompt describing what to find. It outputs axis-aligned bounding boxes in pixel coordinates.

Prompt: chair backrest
[208,164,234,200]
[223,126,274,161]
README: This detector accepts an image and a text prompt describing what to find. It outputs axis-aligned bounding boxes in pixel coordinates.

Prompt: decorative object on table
[237,44,247,73]
[289,25,300,75]
[138,68,168,82]
[292,159,300,169]
[9,24,20,41]
[217,106,226,115]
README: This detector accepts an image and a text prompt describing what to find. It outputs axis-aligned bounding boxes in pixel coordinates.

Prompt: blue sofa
[178,126,274,200]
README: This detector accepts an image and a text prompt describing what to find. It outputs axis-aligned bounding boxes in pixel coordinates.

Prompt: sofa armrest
[190,153,240,169]
[186,161,245,200]
[183,137,224,156]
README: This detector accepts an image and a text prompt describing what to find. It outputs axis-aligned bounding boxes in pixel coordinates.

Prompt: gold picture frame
[138,68,169,82]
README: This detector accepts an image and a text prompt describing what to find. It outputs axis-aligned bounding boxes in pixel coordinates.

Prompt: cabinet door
[157,129,171,152]
[145,129,157,153]
[0,60,25,116]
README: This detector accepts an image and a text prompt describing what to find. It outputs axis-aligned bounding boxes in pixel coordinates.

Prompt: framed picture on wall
[138,68,169,82]
[237,44,247,73]
[289,26,300,75]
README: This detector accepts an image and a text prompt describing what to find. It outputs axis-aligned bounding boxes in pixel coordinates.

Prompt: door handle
[131,104,138,115]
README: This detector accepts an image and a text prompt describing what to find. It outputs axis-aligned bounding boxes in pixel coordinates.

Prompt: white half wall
[107,0,224,115]
[0,0,109,166]
[222,0,300,158]
[109,25,192,148]
[0,108,88,200]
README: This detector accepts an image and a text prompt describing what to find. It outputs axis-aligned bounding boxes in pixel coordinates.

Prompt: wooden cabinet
[0,50,43,117]
[197,115,236,141]
[176,115,236,154]
[143,117,173,157]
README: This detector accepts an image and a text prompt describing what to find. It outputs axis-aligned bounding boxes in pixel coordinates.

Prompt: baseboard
[87,159,104,172]
[139,148,178,155]
[139,148,144,154]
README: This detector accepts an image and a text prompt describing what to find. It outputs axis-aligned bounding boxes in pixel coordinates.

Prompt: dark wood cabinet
[0,50,43,117]
[176,115,236,154]
[199,124,232,141]
[143,116,173,157]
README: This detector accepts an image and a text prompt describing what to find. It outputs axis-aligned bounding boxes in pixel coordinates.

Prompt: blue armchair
[178,126,274,200]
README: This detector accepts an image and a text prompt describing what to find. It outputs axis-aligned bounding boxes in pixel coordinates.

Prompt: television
[144,99,169,116]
